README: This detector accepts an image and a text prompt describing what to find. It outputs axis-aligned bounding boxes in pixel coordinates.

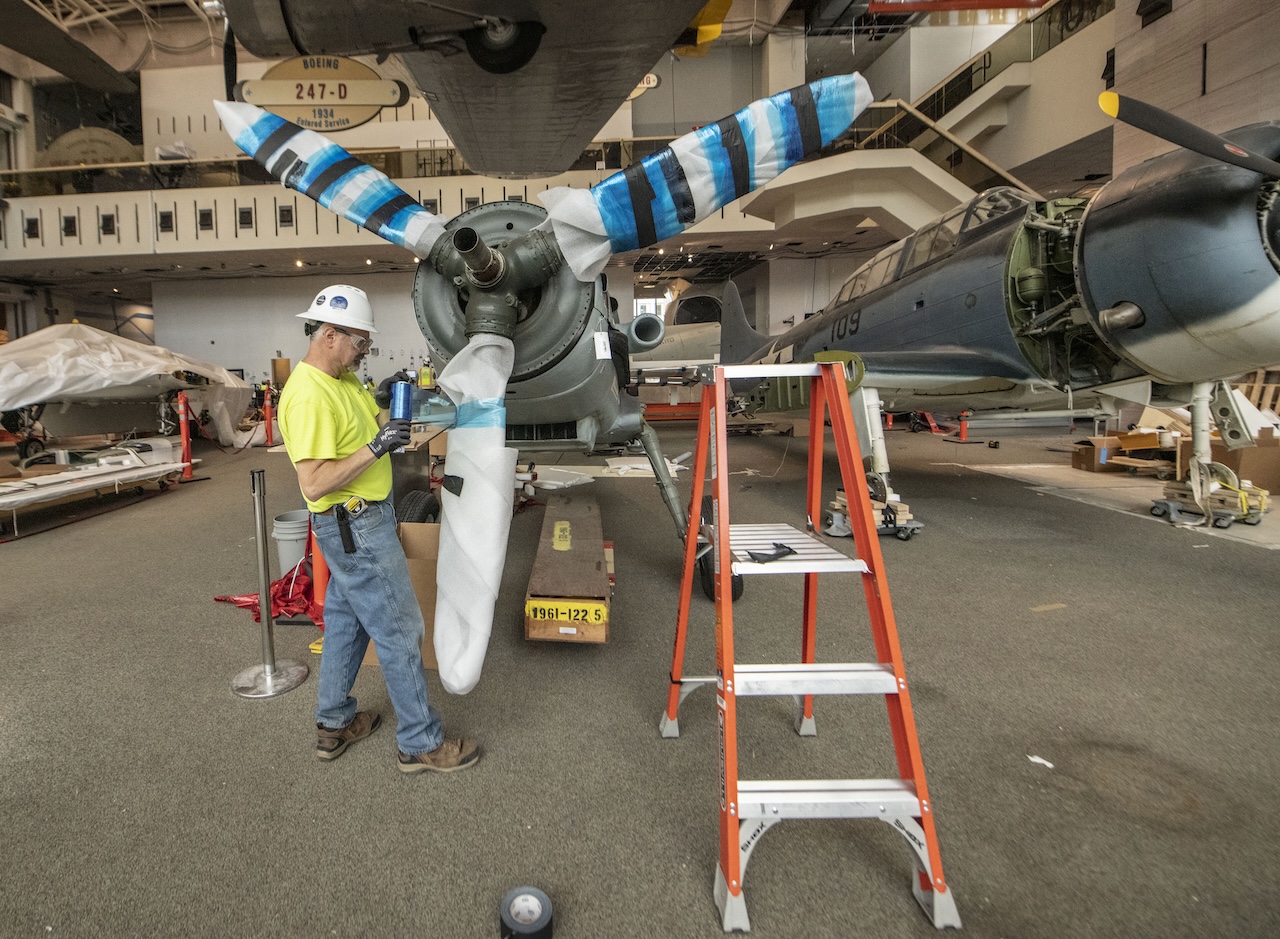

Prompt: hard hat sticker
[315,295,325,305]
[330,296,348,309]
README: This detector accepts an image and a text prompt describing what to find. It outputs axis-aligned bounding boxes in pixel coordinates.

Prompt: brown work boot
[316,711,382,761]
[397,737,481,774]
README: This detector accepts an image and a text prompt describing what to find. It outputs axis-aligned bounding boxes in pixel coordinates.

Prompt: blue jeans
[310,500,443,756]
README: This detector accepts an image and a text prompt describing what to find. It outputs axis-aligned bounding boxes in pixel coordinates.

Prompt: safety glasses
[330,325,372,354]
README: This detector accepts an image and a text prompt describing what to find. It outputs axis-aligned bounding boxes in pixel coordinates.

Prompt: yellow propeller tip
[1099,92,1119,118]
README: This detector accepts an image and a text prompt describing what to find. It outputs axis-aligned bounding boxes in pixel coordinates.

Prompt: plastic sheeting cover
[432,333,518,694]
[0,323,251,445]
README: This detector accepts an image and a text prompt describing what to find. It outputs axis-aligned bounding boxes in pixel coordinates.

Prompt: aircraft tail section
[720,281,770,365]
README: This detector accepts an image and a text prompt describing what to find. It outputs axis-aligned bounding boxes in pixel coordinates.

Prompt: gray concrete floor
[2,423,1279,938]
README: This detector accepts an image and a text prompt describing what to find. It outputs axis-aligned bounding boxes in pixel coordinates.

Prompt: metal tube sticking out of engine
[453,226,504,287]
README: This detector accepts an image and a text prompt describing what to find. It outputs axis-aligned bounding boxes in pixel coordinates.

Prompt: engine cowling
[1077,122,1280,384]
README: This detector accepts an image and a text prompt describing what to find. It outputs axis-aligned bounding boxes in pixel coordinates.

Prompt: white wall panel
[153,271,429,385]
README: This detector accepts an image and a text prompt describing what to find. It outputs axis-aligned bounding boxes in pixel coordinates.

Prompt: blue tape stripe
[815,75,858,146]
[456,399,506,429]
[235,112,288,160]
[777,96,805,166]
[344,176,408,225]
[696,125,737,209]
[646,159,682,243]
[594,174,641,253]
[383,203,431,244]
[294,145,353,194]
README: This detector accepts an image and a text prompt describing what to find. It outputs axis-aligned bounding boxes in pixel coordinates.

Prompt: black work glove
[373,370,414,408]
[367,418,412,458]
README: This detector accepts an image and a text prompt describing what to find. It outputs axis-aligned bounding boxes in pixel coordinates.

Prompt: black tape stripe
[623,162,657,248]
[268,147,299,179]
[790,84,823,155]
[253,123,298,164]
[657,150,696,225]
[715,115,750,199]
[362,193,417,234]
[305,156,362,200]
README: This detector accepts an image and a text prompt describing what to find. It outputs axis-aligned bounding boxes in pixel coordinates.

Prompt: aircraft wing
[390,0,706,178]
[0,0,136,93]
[853,350,1024,399]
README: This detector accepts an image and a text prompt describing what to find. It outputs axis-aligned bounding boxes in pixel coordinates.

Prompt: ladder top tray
[728,523,869,576]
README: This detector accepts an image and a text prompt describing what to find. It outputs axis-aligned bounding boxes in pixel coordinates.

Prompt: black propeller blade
[1100,91,1280,178]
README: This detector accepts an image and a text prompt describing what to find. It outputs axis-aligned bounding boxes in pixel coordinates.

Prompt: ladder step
[718,363,827,380]
[733,662,898,696]
[736,779,920,820]
[728,524,868,576]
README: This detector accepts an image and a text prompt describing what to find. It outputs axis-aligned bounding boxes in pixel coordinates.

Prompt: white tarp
[0,324,250,445]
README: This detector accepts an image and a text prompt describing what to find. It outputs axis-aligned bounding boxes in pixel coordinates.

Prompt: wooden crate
[1236,368,1280,413]
[524,492,610,643]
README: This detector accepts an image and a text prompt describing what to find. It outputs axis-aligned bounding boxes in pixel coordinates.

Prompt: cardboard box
[1115,430,1163,451]
[524,492,610,643]
[363,521,439,670]
[1175,428,1280,491]
[1072,436,1126,473]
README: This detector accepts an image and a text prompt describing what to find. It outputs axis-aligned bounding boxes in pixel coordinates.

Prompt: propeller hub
[453,227,505,288]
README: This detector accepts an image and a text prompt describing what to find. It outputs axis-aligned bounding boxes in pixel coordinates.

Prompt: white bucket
[272,509,310,577]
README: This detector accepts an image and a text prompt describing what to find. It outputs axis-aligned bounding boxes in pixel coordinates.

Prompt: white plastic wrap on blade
[432,334,518,694]
[538,73,872,282]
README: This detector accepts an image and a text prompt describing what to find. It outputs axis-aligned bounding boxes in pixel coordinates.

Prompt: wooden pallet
[1236,369,1280,413]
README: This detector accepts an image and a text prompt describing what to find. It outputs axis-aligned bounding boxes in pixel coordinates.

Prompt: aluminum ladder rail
[660,362,961,933]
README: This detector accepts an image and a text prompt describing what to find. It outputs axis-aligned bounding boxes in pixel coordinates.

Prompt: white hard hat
[297,284,378,333]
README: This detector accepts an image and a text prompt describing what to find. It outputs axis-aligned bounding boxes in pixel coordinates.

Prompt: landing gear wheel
[463,20,546,75]
[499,886,553,938]
[17,437,43,460]
[698,495,743,602]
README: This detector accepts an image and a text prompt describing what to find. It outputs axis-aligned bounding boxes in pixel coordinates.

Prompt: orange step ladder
[660,362,961,932]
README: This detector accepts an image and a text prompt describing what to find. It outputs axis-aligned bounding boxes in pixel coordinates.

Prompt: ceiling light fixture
[365,258,372,265]
[295,260,304,267]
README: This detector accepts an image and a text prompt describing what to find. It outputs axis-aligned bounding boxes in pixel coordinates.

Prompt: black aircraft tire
[396,489,441,524]
[499,886,553,938]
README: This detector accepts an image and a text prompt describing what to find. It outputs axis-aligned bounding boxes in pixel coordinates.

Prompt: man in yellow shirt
[278,284,479,774]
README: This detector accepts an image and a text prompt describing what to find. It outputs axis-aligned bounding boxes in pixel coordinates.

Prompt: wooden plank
[524,492,610,643]
[526,492,609,599]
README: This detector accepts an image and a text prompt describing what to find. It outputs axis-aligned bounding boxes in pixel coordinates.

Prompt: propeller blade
[213,99,447,256]
[540,73,874,281]
[1099,92,1280,178]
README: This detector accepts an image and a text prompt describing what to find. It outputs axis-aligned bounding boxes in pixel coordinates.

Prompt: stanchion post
[958,411,970,442]
[177,391,194,480]
[232,469,309,698]
[885,412,894,429]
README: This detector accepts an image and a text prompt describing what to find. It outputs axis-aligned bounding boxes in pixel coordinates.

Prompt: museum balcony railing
[910,0,1113,129]
[847,0,1113,168]
[0,133,681,201]
[827,100,1037,196]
